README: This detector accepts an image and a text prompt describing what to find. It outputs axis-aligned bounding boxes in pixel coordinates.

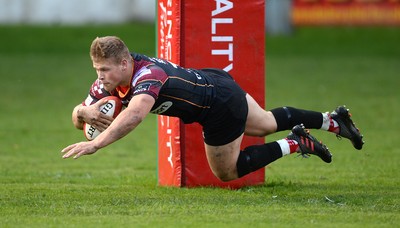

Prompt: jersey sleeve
[132,65,168,99]
[82,79,111,106]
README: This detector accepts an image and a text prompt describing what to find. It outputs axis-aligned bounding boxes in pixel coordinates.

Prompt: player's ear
[120,59,128,71]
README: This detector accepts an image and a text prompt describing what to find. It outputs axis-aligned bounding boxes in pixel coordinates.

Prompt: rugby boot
[331,106,364,150]
[287,124,332,163]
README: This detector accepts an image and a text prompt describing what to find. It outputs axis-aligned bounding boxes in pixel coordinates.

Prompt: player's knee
[211,168,237,182]
[216,174,236,182]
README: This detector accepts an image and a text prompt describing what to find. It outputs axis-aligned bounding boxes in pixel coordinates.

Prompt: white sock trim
[277,139,290,156]
[320,112,330,131]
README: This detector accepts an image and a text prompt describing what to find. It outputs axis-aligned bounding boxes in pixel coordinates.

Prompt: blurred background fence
[2,1,400,25]
[0,0,156,24]
[0,0,399,35]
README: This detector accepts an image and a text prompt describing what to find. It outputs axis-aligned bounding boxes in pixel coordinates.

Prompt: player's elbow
[72,118,84,130]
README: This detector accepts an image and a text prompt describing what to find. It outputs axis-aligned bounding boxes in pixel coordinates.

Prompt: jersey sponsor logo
[151,101,173,114]
[134,83,151,94]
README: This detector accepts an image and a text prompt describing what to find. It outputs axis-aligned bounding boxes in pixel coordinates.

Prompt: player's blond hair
[90,36,131,63]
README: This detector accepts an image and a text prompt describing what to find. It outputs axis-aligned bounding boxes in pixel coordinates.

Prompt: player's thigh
[204,134,243,181]
[244,94,277,136]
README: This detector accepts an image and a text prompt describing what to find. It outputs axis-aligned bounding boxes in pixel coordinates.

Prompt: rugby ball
[83,96,123,141]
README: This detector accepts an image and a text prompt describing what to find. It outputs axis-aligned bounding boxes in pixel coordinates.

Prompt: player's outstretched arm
[62,94,155,159]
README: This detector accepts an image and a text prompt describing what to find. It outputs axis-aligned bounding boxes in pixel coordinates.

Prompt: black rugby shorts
[200,69,248,146]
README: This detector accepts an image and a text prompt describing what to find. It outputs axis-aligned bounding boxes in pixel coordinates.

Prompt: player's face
[92,59,124,91]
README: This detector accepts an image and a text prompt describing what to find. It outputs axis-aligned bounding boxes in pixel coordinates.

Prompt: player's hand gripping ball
[83,96,122,141]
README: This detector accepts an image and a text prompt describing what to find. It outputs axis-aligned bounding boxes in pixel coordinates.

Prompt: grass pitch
[0,24,399,227]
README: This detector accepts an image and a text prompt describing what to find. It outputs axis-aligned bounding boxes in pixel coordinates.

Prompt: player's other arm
[62,94,155,159]
[71,100,114,131]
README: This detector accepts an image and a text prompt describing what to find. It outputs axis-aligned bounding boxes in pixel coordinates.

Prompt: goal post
[157,0,266,188]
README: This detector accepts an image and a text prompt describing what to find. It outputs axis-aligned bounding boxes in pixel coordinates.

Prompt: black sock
[270,106,323,132]
[236,142,282,178]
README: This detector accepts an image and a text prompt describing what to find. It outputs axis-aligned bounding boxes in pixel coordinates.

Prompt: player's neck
[121,60,134,86]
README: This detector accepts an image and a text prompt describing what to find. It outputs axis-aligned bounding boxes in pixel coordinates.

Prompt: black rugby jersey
[83,53,217,124]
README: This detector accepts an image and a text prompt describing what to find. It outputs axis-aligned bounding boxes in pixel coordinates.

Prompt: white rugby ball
[83,96,123,141]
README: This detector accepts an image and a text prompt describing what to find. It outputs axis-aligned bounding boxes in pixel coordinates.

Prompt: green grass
[0,24,399,227]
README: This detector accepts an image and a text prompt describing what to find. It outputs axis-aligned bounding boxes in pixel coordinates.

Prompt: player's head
[90,36,131,64]
[90,36,132,91]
